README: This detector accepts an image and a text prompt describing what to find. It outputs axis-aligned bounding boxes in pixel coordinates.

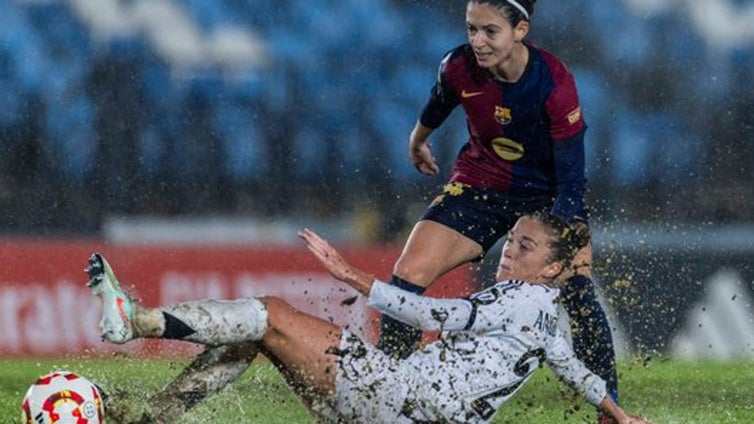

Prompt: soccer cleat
[86,253,135,344]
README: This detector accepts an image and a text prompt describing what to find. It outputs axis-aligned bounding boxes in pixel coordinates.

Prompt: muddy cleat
[87,253,135,344]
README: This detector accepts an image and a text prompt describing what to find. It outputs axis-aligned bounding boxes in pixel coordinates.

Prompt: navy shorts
[421,183,554,254]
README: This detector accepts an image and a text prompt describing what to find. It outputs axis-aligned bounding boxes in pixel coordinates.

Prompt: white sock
[161,298,268,346]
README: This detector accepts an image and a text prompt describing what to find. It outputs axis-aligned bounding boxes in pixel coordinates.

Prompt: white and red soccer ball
[21,370,105,424]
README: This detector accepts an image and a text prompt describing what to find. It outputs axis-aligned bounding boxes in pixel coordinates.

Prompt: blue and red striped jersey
[420,42,587,222]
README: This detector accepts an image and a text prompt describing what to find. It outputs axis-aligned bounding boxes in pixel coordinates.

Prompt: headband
[505,0,530,20]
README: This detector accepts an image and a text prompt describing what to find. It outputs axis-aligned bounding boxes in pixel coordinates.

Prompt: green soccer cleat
[86,253,135,344]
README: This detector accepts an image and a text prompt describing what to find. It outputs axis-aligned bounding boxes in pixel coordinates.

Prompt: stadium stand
[0,0,751,234]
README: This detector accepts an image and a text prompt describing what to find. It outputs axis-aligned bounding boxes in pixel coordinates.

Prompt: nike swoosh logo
[461,90,485,98]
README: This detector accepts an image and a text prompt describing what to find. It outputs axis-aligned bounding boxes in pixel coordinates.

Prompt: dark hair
[529,211,590,267]
[469,0,536,25]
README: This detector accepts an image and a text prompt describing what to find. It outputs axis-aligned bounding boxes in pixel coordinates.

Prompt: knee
[257,296,306,329]
[257,296,291,316]
[392,257,435,286]
[255,296,291,342]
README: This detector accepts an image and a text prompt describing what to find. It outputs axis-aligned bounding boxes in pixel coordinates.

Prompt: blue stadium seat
[371,102,418,179]
[292,124,327,179]
[645,113,700,184]
[183,0,233,30]
[0,48,24,127]
[573,69,609,173]
[0,0,747,212]
[23,2,92,61]
[0,3,51,94]
[44,95,95,182]
[213,101,265,182]
[606,19,651,67]
[225,0,287,29]
[610,108,651,186]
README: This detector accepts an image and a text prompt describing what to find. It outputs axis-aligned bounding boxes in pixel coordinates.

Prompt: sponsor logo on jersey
[567,107,582,125]
[494,106,512,125]
[491,137,524,161]
[461,89,485,99]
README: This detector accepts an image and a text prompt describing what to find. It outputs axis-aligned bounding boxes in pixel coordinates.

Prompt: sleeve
[418,52,461,129]
[367,280,474,331]
[544,63,585,141]
[545,327,607,406]
[544,62,588,223]
[550,129,587,222]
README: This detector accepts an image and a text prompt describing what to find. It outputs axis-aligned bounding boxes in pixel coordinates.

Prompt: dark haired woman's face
[497,217,560,283]
[466,2,523,70]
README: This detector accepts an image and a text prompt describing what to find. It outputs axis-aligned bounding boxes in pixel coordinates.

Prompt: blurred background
[0,0,752,357]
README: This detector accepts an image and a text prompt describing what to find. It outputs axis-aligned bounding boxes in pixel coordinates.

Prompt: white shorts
[312,331,430,423]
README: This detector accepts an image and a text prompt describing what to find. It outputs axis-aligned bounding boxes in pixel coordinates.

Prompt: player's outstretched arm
[298,228,375,295]
[546,329,653,424]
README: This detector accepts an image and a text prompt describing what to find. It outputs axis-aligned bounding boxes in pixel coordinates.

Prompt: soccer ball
[21,370,105,424]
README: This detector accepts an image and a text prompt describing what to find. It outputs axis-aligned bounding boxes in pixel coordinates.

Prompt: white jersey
[366,279,607,423]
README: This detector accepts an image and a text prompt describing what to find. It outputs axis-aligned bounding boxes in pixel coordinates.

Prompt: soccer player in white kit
[88,212,651,423]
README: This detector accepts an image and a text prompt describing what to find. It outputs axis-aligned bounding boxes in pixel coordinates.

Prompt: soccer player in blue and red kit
[377,0,620,421]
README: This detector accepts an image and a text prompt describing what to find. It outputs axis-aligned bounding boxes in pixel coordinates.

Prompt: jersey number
[470,348,546,420]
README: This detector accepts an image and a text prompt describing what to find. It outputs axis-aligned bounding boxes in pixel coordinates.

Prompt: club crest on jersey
[491,137,524,161]
[494,106,512,126]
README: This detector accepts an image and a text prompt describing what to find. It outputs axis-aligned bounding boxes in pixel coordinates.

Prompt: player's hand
[620,415,654,424]
[410,140,439,176]
[298,229,374,295]
[569,220,591,242]
[298,229,350,280]
[601,398,654,424]
[567,220,592,278]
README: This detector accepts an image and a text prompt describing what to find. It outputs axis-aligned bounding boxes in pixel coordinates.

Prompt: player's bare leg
[393,220,483,287]
[87,253,266,422]
[87,252,269,347]
[256,296,341,395]
[131,297,342,421]
[379,220,483,357]
[88,253,350,421]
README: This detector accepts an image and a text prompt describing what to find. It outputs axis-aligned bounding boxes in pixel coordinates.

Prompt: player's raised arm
[300,228,479,331]
[298,228,374,295]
